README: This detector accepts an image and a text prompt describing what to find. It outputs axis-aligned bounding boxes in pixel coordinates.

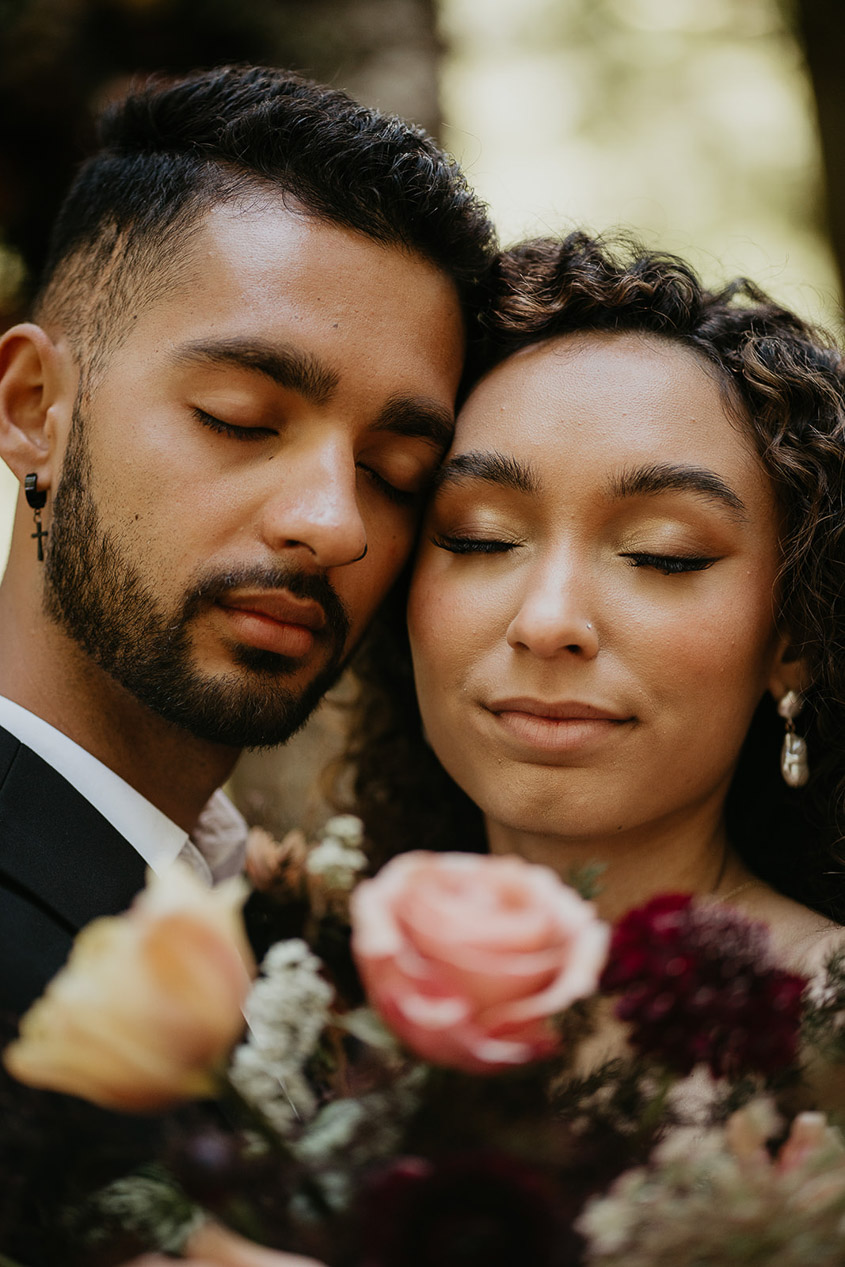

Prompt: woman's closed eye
[620,551,718,575]
[431,532,523,555]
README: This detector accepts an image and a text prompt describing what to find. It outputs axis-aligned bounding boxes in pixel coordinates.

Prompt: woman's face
[408,331,792,845]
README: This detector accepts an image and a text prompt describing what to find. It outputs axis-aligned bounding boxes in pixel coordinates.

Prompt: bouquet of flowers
[3,817,845,1266]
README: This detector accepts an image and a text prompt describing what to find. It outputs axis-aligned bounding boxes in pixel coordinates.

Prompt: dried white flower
[81,1168,206,1254]
[295,1096,372,1164]
[229,939,333,1136]
[578,1168,645,1254]
[320,814,366,847]
[245,939,333,1052]
[230,1043,318,1134]
[665,1064,728,1129]
[578,1106,845,1266]
[292,1071,425,1212]
[305,816,367,893]
[306,837,367,881]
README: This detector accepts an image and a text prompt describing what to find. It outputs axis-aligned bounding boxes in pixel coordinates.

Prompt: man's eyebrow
[373,396,455,451]
[171,338,339,404]
[609,462,748,519]
[433,450,538,495]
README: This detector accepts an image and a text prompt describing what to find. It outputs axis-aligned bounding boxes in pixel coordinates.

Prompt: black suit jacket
[0,723,149,1018]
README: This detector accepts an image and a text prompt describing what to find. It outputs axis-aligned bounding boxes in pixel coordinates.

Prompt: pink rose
[350,851,610,1073]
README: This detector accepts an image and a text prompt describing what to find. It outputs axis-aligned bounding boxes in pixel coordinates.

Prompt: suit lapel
[0,724,149,931]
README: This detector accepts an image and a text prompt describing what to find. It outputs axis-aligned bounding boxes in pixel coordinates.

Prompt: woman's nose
[506,569,600,659]
[260,442,367,569]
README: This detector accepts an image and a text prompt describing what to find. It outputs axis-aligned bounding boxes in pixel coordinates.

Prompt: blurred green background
[442,0,841,325]
[0,0,841,825]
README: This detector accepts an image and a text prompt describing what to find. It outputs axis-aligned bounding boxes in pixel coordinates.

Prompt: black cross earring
[24,474,48,561]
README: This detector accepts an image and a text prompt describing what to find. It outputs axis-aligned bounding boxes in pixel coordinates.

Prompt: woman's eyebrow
[608,462,748,520]
[432,450,538,494]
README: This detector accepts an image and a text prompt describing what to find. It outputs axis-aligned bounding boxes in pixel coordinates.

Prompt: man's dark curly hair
[343,231,845,922]
[34,63,496,384]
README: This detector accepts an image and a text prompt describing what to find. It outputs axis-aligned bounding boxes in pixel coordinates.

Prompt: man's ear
[0,323,75,492]
[767,634,811,705]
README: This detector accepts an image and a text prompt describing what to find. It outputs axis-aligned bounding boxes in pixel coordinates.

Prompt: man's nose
[505,561,600,659]
[259,440,367,569]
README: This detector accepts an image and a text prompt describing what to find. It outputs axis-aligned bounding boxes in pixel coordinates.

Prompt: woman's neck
[485,807,753,924]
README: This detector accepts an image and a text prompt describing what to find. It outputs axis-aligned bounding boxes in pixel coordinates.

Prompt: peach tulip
[4,865,255,1110]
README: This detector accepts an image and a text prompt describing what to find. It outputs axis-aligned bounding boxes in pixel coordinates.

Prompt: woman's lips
[216,592,326,659]
[484,698,633,753]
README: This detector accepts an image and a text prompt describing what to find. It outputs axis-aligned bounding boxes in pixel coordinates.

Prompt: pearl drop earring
[778,689,809,788]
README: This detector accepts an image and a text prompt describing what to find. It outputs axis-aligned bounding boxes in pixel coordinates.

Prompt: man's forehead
[68,193,464,411]
[194,194,446,285]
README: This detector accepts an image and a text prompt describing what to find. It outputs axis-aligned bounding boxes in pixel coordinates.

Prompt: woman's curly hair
[340,232,845,920]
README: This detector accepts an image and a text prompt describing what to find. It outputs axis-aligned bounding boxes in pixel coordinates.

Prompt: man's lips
[216,591,327,658]
[219,591,327,630]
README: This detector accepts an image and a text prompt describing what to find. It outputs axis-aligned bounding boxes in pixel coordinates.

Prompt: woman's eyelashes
[432,532,522,555]
[620,552,718,574]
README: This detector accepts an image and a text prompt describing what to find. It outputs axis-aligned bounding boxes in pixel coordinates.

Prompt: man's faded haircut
[34,64,497,385]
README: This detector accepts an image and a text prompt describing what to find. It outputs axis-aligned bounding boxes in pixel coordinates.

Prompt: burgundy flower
[358,1152,562,1267]
[599,894,807,1078]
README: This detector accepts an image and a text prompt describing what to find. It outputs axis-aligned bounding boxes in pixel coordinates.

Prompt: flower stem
[636,1067,676,1143]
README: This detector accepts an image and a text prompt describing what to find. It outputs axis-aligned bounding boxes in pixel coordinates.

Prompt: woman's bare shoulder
[736,884,843,977]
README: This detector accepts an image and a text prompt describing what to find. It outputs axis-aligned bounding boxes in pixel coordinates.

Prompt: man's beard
[43,408,351,748]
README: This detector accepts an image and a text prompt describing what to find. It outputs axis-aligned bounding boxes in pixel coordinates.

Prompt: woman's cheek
[410,569,475,667]
[674,591,773,682]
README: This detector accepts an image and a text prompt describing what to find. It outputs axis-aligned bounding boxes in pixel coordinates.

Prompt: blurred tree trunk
[794,0,845,311]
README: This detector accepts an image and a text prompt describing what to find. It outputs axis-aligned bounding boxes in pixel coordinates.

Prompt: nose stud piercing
[24,474,48,562]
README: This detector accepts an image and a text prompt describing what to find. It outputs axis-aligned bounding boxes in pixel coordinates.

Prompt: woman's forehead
[445,331,779,525]
[458,333,745,455]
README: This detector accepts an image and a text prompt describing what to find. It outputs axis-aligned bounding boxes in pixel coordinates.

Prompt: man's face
[44,200,465,747]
